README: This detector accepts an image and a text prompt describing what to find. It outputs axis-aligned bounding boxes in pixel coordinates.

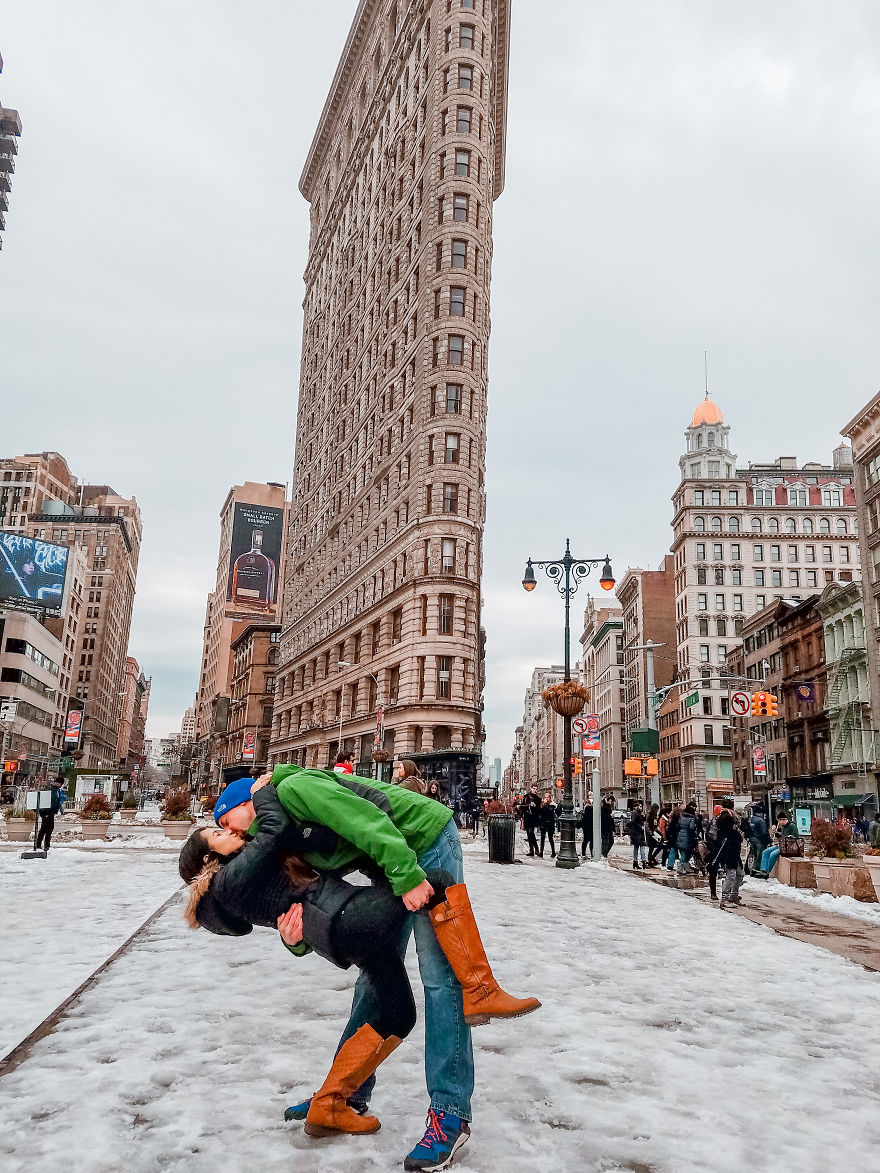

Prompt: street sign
[572,717,588,736]
[730,691,750,717]
[0,698,18,722]
[684,691,700,709]
[752,745,767,776]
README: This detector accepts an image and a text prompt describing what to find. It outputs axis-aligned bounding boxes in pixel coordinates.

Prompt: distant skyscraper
[271,0,511,803]
[0,52,22,251]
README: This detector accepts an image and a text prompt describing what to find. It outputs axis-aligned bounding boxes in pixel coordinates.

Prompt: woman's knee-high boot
[429,883,541,1026]
[304,1025,401,1137]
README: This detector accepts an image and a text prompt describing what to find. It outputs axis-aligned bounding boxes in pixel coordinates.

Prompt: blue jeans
[339,819,474,1121]
[760,845,780,873]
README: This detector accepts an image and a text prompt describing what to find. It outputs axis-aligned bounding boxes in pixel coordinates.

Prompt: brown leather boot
[304,1025,401,1137]
[429,883,542,1026]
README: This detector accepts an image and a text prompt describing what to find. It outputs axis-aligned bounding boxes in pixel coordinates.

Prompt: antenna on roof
[704,350,709,399]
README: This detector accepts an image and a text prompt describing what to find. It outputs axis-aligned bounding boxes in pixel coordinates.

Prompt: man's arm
[276,773,427,897]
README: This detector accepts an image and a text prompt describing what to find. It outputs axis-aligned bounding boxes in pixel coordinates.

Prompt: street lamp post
[522,540,615,869]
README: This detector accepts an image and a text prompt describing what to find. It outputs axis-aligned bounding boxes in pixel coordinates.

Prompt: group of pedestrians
[517,786,563,858]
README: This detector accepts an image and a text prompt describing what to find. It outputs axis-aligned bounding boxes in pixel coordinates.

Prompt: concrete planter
[4,818,34,842]
[80,819,112,840]
[119,808,138,821]
[861,856,880,901]
[811,859,837,893]
[775,856,816,890]
[161,820,194,841]
[812,858,875,902]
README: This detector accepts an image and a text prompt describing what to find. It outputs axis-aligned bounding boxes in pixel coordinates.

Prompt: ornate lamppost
[522,540,615,869]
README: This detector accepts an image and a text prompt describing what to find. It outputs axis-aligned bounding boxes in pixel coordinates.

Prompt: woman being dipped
[179,776,538,1139]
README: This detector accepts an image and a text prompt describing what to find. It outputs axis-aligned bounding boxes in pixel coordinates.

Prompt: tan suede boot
[304,1025,401,1137]
[429,883,542,1026]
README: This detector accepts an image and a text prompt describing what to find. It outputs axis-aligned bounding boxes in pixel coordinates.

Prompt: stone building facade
[616,557,676,749]
[270,0,510,800]
[671,396,860,808]
[514,666,566,795]
[580,597,624,804]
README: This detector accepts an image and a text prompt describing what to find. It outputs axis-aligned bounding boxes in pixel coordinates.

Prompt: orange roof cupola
[691,395,724,428]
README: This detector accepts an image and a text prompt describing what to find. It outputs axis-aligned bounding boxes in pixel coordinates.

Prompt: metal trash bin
[487,813,516,863]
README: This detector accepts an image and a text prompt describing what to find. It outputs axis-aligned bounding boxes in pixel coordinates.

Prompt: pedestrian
[522,786,541,857]
[675,802,698,873]
[665,803,682,871]
[579,801,593,858]
[705,805,723,900]
[600,796,616,858]
[470,800,481,838]
[869,810,880,848]
[754,811,798,877]
[747,806,771,873]
[646,803,663,867]
[539,793,557,858]
[393,759,428,795]
[426,779,448,806]
[333,752,355,774]
[215,763,539,1169]
[182,777,538,1149]
[713,797,745,909]
[35,775,67,851]
[627,803,647,869]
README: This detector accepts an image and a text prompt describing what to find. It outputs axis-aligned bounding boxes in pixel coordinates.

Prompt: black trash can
[487,813,516,863]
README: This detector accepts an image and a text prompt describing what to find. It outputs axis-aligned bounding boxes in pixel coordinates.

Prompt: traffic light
[574,758,583,776]
[767,694,779,718]
[751,691,770,717]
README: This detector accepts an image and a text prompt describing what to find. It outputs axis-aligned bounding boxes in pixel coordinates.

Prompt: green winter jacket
[268,764,453,896]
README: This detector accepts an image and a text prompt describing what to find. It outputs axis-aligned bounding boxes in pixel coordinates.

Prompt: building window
[755,570,765,586]
[822,488,842,507]
[715,593,725,611]
[807,570,818,587]
[437,656,452,698]
[700,644,710,663]
[788,544,798,562]
[708,461,720,478]
[756,594,766,608]
[443,482,459,513]
[704,725,714,745]
[442,538,456,572]
[452,239,467,267]
[717,618,727,636]
[823,545,833,562]
[703,697,713,715]
[733,593,743,610]
[805,544,815,562]
[841,545,850,563]
[768,518,779,533]
[714,568,724,585]
[772,570,782,587]
[444,433,460,463]
[698,618,709,636]
[696,542,706,560]
[788,489,807,506]
[456,105,471,133]
[698,593,708,611]
[732,569,742,585]
[697,567,707,585]
[753,544,763,561]
[729,490,739,506]
[789,570,800,587]
[446,383,462,412]
[453,193,468,220]
[819,517,831,533]
[694,490,704,505]
[448,334,464,364]
[455,149,470,176]
[755,489,774,506]
[458,64,473,89]
[450,286,466,316]
[751,517,762,532]
[713,543,723,560]
[729,516,740,533]
[837,519,848,534]
[439,593,454,635]
[803,518,813,533]
[391,608,403,644]
[694,516,705,532]
[711,490,722,506]
[770,545,781,561]
[711,516,722,531]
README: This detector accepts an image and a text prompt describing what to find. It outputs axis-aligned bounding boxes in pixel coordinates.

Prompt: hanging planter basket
[372,749,390,762]
[542,681,589,718]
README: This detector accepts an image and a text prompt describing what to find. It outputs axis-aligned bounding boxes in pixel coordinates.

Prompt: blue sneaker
[403,1110,471,1171]
[284,1096,368,1122]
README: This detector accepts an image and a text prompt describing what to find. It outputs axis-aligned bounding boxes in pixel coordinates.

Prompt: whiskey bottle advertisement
[226,503,283,614]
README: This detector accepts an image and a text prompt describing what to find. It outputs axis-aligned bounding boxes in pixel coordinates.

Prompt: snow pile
[747,875,880,926]
[2,846,880,1171]
[0,850,181,1057]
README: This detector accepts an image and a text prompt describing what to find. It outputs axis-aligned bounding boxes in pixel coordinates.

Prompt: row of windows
[694,542,852,566]
[3,638,60,675]
[693,487,846,507]
[693,515,851,534]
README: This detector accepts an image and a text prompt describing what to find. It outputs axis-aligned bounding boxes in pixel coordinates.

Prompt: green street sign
[684,691,700,709]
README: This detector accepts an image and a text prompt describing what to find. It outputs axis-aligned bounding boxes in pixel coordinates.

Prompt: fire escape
[826,647,875,773]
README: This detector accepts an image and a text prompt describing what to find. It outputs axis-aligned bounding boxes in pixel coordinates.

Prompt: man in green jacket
[217,762,536,1171]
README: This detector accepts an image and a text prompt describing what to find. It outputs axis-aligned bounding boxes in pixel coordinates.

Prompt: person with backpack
[712,797,745,909]
[579,801,593,858]
[704,805,722,899]
[646,803,663,867]
[35,775,67,851]
[600,796,616,858]
[538,794,557,858]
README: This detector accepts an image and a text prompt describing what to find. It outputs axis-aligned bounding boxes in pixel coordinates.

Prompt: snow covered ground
[2,844,880,1172]
[0,849,181,1056]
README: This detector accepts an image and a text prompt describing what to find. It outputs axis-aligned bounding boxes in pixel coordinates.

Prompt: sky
[2,1,880,766]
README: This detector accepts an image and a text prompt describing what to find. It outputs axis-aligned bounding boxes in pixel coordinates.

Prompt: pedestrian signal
[751,691,770,717]
[645,758,659,777]
[624,758,643,777]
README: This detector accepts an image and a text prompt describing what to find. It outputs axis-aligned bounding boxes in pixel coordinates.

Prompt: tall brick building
[270,0,511,799]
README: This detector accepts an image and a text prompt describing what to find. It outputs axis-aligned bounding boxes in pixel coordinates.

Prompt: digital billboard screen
[0,531,69,611]
[226,503,283,614]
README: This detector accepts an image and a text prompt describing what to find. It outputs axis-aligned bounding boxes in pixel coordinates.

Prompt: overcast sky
[2,2,880,767]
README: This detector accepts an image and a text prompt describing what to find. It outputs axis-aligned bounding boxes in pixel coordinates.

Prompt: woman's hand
[277,902,304,946]
[251,773,272,795]
[402,879,435,911]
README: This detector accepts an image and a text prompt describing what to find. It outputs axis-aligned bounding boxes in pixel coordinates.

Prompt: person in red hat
[705,805,724,901]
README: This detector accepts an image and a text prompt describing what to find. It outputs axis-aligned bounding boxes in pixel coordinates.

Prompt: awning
[830,793,877,807]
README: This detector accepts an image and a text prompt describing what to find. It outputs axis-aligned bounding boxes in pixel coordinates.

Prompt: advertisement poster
[752,745,767,776]
[242,732,256,761]
[0,531,69,611]
[226,504,283,613]
[64,710,83,745]
[795,808,812,835]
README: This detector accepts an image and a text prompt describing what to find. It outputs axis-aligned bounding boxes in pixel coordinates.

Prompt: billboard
[0,531,69,611]
[242,731,256,761]
[226,503,283,614]
[64,710,83,745]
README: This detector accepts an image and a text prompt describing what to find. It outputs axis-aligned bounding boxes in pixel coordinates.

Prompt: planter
[861,856,880,902]
[542,681,590,718]
[80,819,112,840]
[4,818,34,842]
[120,808,138,821]
[371,750,389,763]
[161,820,194,841]
[811,858,875,902]
[775,856,816,890]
